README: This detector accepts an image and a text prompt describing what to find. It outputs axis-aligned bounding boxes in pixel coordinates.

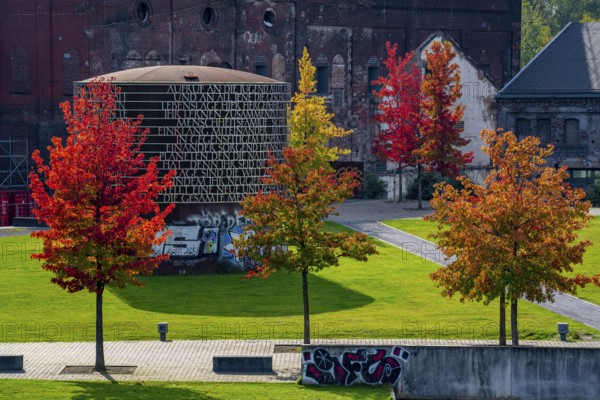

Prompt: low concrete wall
[301,345,600,400]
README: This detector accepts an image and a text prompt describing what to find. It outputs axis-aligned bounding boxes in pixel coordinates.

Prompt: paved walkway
[332,200,600,331]
[1,339,599,382]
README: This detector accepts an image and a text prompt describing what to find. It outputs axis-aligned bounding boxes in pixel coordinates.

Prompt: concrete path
[1,339,599,382]
[331,200,600,332]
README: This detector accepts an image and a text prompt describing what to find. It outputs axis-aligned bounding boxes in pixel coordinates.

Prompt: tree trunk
[398,167,403,202]
[302,268,310,344]
[511,299,519,346]
[417,164,423,210]
[95,281,106,372]
[499,290,507,346]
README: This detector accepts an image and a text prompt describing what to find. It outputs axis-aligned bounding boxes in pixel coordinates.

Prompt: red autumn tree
[372,42,423,204]
[428,129,592,346]
[417,41,473,179]
[29,79,175,371]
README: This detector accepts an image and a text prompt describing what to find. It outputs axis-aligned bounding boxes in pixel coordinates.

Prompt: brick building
[496,22,600,188]
[0,0,521,185]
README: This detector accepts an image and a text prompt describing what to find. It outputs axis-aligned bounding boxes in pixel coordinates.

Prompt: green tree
[522,0,600,66]
[521,0,553,66]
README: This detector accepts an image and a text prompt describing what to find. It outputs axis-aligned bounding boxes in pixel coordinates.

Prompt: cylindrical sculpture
[79,66,290,274]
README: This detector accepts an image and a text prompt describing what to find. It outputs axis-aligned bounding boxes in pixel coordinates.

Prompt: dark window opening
[316,66,329,95]
[537,119,551,144]
[516,118,530,139]
[373,159,388,174]
[202,7,217,29]
[568,169,600,188]
[565,118,579,145]
[368,66,380,94]
[136,2,150,23]
[255,64,268,77]
[263,9,275,31]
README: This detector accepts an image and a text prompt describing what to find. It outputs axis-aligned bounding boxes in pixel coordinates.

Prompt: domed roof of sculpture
[83,65,282,84]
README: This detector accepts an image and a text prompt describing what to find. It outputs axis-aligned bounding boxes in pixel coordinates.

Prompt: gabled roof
[415,30,498,89]
[497,22,600,99]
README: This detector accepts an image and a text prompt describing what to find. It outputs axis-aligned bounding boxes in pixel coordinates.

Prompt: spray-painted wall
[153,205,256,274]
[301,345,600,400]
[301,346,411,386]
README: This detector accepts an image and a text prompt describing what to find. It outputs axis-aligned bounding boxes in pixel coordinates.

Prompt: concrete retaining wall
[301,345,600,400]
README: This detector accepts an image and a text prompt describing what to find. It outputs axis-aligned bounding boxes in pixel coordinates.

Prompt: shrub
[586,183,600,207]
[406,172,466,200]
[406,172,440,200]
[363,174,388,199]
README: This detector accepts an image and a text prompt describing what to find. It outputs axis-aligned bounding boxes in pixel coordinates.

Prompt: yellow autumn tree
[288,47,351,168]
[235,47,377,345]
[429,129,592,346]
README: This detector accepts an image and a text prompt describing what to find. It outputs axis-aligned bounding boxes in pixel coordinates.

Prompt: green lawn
[0,223,597,343]
[0,380,390,400]
[383,217,600,306]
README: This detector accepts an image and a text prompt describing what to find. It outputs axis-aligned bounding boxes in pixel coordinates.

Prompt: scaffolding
[0,139,29,189]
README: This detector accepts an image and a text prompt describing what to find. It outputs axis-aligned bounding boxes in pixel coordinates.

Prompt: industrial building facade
[0,0,521,182]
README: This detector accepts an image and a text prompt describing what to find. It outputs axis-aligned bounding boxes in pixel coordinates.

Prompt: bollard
[158,322,169,341]
[557,323,568,342]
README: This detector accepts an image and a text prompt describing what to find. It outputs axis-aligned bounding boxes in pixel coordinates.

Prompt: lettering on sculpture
[119,83,289,204]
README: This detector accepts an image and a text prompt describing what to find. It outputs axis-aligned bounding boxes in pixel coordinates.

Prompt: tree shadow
[68,380,218,400]
[109,272,373,317]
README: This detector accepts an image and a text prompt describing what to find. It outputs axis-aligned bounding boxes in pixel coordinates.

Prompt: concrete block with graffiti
[301,346,410,386]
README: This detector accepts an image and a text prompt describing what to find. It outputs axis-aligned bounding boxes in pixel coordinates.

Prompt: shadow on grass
[68,381,217,400]
[109,272,373,317]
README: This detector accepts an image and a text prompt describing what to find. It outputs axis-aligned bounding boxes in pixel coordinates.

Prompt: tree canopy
[236,49,377,344]
[30,79,175,370]
[428,129,592,345]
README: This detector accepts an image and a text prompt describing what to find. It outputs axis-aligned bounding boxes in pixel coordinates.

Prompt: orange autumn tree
[428,129,592,346]
[236,49,377,345]
[417,41,473,179]
[29,79,175,371]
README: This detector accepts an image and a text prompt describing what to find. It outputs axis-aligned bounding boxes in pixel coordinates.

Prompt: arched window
[11,47,30,94]
[565,118,579,145]
[537,119,551,144]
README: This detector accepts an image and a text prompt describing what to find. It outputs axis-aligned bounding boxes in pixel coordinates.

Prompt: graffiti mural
[302,346,410,386]
[152,207,260,273]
